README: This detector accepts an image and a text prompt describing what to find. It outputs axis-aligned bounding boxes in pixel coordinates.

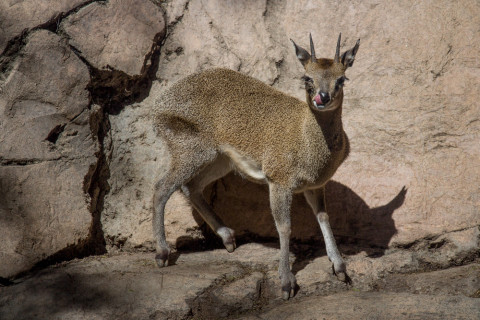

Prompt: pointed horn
[309,33,316,62]
[334,33,341,62]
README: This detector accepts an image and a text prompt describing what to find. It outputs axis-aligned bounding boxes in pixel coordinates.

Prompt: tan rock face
[0,30,96,278]
[105,0,479,252]
[61,0,166,75]
[158,0,283,85]
[101,96,199,249]
[293,0,480,245]
[1,0,479,279]
[1,0,168,277]
[0,0,87,52]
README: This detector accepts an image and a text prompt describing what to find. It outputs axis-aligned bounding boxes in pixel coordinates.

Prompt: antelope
[152,34,360,299]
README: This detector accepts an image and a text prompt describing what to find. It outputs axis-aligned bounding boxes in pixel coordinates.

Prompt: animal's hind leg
[181,155,236,252]
[153,173,180,267]
[152,141,218,267]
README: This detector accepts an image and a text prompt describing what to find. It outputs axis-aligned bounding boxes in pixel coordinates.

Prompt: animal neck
[305,91,345,151]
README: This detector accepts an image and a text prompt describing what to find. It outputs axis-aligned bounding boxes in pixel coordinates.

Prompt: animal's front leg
[304,187,350,283]
[269,183,297,300]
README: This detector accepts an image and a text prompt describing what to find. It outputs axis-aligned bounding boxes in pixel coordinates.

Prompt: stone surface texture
[0,30,96,278]
[0,0,167,277]
[238,292,480,320]
[0,245,478,319]
[103,0,480,253]
[0,0,479,318]
[0,0,88,53]
[101,98,200,249]
[61,0,166,75]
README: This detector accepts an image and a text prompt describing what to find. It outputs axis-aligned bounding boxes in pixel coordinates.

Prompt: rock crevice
[0,0,166,278]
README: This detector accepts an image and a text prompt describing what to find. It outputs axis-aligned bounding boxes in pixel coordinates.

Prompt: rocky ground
[1,232,479,319]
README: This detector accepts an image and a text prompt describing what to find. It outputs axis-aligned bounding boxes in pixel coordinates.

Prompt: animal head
[291,33,360,111]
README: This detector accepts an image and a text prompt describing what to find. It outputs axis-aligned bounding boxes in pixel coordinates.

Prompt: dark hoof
[332,263,352,285]
[223,238,236,253]
[281,272,298,300]
[281,282,299,300]
[218,227,236,253]
[155,248,170,267]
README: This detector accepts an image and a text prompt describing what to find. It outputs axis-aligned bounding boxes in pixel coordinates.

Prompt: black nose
[320,92,330,104]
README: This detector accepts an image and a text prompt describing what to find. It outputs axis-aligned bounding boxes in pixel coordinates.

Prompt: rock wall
[1,0,479,278]
[104,0,480,250]
[0,0,166,278]
[0,29,97,278]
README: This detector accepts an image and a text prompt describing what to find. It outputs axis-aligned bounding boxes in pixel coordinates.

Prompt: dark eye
[335,76,349,89]
[301,75,313,83]
[301,76,314,93]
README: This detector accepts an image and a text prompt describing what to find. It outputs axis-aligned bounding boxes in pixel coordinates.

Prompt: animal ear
[290,39,311,67]
[341,39,360,69]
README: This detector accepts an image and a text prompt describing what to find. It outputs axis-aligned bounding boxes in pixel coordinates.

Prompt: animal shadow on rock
[173,173,407,275]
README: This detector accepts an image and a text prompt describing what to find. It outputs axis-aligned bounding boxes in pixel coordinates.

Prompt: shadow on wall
[178,173,407,258]
[326,181,407,256]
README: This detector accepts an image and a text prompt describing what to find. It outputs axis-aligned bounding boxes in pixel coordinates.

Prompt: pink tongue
[314,94,323,105]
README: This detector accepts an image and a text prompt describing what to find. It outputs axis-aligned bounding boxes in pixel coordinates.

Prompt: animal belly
[220,145,267,183]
